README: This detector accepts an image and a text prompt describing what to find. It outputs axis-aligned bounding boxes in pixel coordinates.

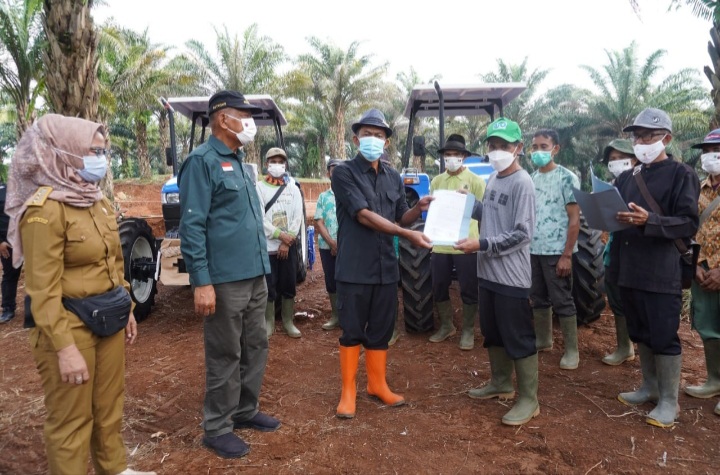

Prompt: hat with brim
[622,107,672,133]
[601,138,635,163]
[351,108,393,138]
[691,128,720,149]
[327,158,342,169]
[483,118,522,143]
[208,90,263,116]
[265,147,287,161]
[437,134,473,156]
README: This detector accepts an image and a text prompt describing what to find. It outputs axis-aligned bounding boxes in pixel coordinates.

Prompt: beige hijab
[6,114,105,267]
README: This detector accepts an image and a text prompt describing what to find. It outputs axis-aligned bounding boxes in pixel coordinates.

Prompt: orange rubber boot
[365,349,406,406]
[336,345,361,418]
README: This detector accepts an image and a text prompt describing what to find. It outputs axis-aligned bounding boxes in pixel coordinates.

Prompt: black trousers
[478,285,536,360]
[336,281,396,349]
[265,243,298,302]
[1,249,21,312]
[319,248,337,294]
[431,252,478,305]
[530,254,576,317]
[620,286,681,355]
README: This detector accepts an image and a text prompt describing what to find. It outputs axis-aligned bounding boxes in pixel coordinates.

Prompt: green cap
[601,138,635,163]
[484,118,522,143]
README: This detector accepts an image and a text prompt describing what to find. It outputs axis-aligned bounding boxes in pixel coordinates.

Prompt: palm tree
[181,24,286,166]
[42,0,99,120]
[98,24,199,179]
[581,42,709,161]
[290,37,387,173]
[0,0,45,137]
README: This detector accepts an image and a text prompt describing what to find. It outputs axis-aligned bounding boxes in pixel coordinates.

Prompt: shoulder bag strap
[265,185,287,213]
[632,167,688,254]
[700,193,720,227]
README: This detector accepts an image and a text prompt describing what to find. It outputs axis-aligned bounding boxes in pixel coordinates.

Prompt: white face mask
[487,147,518,172]
[227,115,257,145]
[608,159,633,178]
[444,156,463,172]
[267,163,286,178]
[701,152,720,176]
[633,136,666,164]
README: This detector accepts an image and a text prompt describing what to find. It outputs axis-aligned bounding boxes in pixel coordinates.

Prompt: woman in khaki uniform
[6,115,155,475]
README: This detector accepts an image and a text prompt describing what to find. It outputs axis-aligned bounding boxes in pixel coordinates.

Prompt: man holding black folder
[609,107,700,428]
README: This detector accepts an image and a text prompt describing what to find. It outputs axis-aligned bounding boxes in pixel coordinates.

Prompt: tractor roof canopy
[403,83,526,119]
[167,95,287,127]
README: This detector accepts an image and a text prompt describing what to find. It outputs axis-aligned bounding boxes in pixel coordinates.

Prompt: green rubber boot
[322,293,339,330]
[618,343,658,406]
[602,315,635,366]
[265,301,275,338]
[559,316,579,370]
[647,354,681,428]
[281,298,301,338]
[533,308,553,352]
[429,300,456,343]
[502,353,540,426]
[684,339,720,399]
[468,347,515,400]
[459,304,477,351]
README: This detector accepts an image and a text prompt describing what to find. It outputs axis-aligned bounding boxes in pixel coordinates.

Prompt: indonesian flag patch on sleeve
[221,162,233,172]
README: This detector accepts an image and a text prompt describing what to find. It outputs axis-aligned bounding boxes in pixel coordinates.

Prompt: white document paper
[423,190,475,246]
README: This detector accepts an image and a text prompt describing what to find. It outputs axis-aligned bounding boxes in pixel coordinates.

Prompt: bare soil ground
[1,181,719,475]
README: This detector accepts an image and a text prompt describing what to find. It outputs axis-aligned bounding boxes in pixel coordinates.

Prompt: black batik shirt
[331,154,409,284]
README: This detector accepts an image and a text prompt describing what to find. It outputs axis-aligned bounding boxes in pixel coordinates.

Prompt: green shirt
[178,135,269,286]
[530,165,580,255]
[313,188,337,250]
[430,168,486,254]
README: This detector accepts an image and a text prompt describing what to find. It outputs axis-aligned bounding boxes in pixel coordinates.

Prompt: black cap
[208,90,263,116]
[327,158,342,169]
[351,108,393,138]
[437,134,473,156]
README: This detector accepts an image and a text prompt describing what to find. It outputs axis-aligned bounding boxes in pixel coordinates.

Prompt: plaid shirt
[697,177,720,270]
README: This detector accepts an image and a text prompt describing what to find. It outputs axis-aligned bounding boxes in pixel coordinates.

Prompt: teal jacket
[178,135,269,286]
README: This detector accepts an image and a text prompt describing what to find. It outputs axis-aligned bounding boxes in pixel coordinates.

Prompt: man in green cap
[599,139,638,366]
[455,117,539,426]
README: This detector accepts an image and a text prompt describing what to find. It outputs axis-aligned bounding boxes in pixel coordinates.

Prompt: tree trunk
[158,110,170,174]
[136,116,151,180]
[329,108,346,160]
[14,101,32,139]
[43,0,113,199]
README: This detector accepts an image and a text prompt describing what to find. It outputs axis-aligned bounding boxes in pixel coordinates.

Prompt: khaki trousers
[31,328,126,475]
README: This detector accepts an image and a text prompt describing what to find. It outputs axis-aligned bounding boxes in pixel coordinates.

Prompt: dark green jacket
[178,135,269,286]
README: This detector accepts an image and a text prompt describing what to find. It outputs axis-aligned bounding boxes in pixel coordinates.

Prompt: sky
[94,0,714,96]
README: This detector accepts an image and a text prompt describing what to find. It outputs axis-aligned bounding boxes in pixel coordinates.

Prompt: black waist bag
[62,286,132,337]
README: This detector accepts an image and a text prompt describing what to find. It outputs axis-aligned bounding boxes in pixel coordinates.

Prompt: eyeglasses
[89,147,108,156]
[630,131,666,143]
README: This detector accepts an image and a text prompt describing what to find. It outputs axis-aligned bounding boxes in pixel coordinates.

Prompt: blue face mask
[358,137,385,161]
[531,151,553,167]
[77,154,108,182]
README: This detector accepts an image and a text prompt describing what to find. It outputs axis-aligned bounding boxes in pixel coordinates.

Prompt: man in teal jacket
[179,90,279,459]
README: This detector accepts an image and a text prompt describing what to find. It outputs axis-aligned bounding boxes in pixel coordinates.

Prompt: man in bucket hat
[609,107,699,428]
[683,128,720,416]
[427,134,486,349]
[331,108,433,419]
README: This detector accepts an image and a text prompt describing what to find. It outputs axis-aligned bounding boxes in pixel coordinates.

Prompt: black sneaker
[0,310,15,324]
[202,432,250,458]
[233,412,281,432]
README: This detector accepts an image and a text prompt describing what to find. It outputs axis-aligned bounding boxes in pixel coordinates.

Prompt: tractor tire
[399,221,434,333]
[119,218,157,322]
[573,218,605,326]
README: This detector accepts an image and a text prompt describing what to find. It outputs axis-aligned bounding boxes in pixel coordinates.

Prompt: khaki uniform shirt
[697,177,720,270]
[20,192,129,351]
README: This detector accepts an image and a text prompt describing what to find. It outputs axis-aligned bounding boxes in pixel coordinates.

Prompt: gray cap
[326,158,342,169]
[265,147,287,161]
[623,108,672,133]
